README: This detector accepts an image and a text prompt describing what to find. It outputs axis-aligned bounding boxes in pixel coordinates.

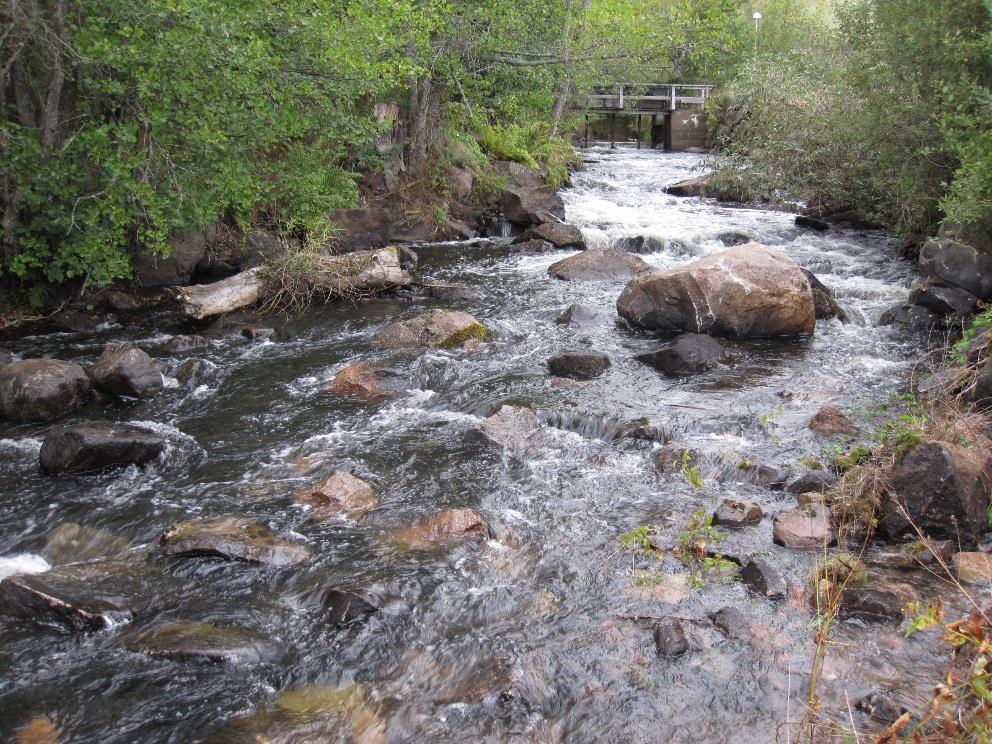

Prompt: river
[0,146,959,742]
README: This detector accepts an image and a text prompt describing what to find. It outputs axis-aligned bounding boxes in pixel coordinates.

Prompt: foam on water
[0,553,51,580]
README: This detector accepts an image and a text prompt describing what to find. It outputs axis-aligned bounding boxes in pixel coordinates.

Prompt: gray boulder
[881,441,990,543]
[513,222,585,250]
[89,344,163,399]
[547,351,611,379]
[909,282,979,316]
[501,185,565,227]
[919,238,992,299]
[653,617,689,657]
[0,359,91,422]
[40,422,165,475]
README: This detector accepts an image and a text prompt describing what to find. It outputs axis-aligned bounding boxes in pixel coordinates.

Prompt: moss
[440,321,490,348]
[161,519,198,545]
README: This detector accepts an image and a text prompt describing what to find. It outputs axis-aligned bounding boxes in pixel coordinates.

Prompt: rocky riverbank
[0,147,988,742]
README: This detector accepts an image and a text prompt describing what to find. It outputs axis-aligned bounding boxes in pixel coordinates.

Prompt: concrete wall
[665,111,708,151]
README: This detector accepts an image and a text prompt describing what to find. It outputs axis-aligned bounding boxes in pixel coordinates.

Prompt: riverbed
[0,146,961,742]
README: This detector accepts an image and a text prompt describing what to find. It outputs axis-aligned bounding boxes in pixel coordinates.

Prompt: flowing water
[0,146,963,742]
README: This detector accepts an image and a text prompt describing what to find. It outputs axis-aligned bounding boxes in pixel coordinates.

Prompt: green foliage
[904,600,944,638]
[952,306,992,364]
[827,443,872,472]
[1,0,421,290]
[619,525,655,554]
[716,0,992,235]
[676,509,725,562]
[678,450,704,489]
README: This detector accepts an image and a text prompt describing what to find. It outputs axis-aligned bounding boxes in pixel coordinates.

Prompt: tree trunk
[174,247,412,319]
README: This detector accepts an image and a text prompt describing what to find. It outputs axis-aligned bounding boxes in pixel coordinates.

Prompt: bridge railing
[581,84,714,113]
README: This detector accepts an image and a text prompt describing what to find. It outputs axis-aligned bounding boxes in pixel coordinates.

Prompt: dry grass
[257,243,396,315]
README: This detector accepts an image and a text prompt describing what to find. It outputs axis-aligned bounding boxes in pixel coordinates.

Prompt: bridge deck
[578,84,714,114]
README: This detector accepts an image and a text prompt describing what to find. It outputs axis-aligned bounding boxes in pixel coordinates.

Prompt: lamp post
[752,11,762,52]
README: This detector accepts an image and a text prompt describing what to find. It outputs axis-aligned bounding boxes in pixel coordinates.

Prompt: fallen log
[174,247,412,319]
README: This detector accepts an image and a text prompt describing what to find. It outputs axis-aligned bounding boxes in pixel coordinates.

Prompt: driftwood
[174,247,411,319]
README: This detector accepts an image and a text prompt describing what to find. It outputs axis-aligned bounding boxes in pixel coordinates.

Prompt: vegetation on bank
[0,0,749,305]
[712,0,992,237]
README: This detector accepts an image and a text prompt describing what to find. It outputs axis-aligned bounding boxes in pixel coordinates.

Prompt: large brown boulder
[473,405,540,450]
[89,343,163,399]
[0,359,91,422]
[548,249,650,281]
[40,422,165,475]
[881,441,990,543]
[617,243,815,338]
[372,310,489,349]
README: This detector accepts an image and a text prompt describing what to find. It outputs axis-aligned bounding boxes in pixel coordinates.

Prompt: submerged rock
[221,684,385,743]
[89,344,163,399]
[872,539,954,569]
[294,470,379,522]
[473,405,540,449]
[381,508,490,551]
[512,238,555,254]
[653,444,697,474]
[713,499,763,528]
[653,617,689,657]
[326,362,399,401]
[39,422,165,475]
[555,303,599,328]
[159,516,311,566]
[175,358,219,389]
[881,441,989,543]
[614,235,666,253]
[801,269,846,321]
[617,243,815,338]
[952,552,992,584]
[772,503,835,549]
[41,523,131,566]
[636,333,729,376]
[121,622,279,663]
[548,248,650,281]
[785,470,837,495]
[372,310,489,349]
[241,326,275,341]
[878,303,942,331]
[162,335,210,355]
[740,557,787,598]
[322,587,382,628]
[0,359,91,422]
[13,715,61,744]
[709,606,750,640]
[808,404,856,436]
[839,585,911,623]
[0,564,134,633]
[547,351,610,379]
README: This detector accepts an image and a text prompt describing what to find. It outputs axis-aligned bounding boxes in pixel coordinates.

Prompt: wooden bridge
[577,83,715,150]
